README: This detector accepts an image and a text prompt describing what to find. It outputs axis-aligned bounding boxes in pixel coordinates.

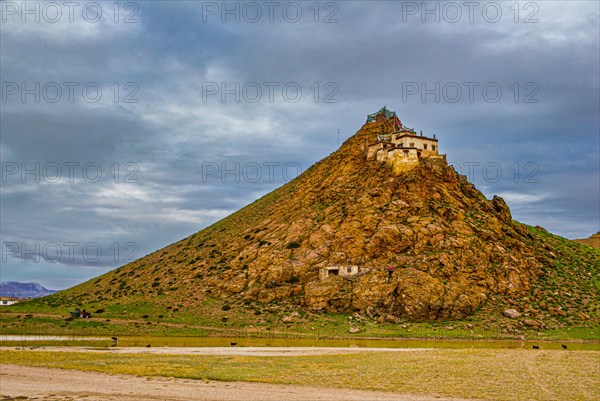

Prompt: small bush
[222,304,231,311]
[286,241,301,249]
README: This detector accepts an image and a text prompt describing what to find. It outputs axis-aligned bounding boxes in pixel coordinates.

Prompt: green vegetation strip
[1,349,598,401]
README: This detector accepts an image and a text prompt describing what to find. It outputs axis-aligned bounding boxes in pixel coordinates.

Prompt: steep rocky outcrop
[45,116,595,324]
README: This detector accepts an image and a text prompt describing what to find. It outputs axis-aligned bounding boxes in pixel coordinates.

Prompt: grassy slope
[1,225,598,341]
[1,121,598,340]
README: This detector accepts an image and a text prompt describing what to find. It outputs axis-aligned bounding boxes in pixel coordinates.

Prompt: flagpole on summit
[337,129,340,147]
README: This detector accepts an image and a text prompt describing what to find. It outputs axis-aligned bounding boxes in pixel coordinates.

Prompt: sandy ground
[0,364,473,401]
[1,345,433,356]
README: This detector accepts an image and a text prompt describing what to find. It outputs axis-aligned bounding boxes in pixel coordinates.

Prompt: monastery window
[347,267,352,273]
[399,143,403,148]
[432,145,436,151]
[409,143,414,147]
[403,150,409,156]
[424,144,428,150]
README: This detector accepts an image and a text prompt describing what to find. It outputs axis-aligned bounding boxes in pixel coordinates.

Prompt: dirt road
[0,364,472,401]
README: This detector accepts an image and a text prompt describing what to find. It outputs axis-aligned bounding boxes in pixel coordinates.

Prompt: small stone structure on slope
[366,106,446,173]
[319,265,359,280]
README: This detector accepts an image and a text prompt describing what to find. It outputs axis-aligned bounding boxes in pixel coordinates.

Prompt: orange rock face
[64,118,586,322]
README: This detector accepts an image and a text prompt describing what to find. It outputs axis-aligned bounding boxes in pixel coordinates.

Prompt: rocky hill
[574,233,600,249]
[36,115,599,329]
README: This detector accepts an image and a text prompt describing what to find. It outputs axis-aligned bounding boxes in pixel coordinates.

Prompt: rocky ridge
[48,117,583,323]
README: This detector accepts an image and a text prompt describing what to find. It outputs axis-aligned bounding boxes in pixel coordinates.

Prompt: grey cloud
[1,1,598,289]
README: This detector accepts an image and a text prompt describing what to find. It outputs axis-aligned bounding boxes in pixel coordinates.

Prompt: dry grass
[573,233,600,249]
[1,349,598,401]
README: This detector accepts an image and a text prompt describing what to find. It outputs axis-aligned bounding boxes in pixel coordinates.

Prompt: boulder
[503,309,521,318]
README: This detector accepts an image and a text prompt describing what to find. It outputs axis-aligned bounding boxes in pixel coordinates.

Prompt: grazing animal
[562,344,568,349]
[146,344,151,347]
[111,337,119,347]
[230,342,237,347]
[532,345,540,349]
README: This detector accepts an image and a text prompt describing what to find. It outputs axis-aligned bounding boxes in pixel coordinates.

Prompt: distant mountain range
[0,282,57,298]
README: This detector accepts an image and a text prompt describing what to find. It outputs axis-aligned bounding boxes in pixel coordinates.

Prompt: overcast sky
[1,1,598,290]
